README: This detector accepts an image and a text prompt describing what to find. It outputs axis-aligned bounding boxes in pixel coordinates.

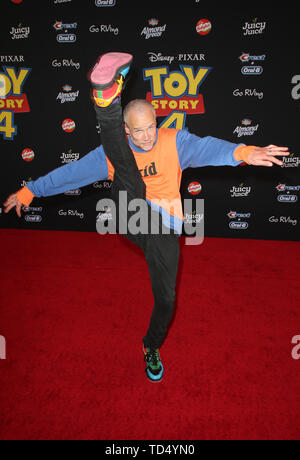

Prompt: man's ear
[124,123,130,135]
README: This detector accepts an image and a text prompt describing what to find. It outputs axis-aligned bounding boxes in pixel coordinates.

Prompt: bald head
[123,99,156,126]
[124,99,157,151]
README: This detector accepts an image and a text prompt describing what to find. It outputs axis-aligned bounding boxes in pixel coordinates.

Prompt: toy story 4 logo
[143,65,212,129]
[0,66,31,140]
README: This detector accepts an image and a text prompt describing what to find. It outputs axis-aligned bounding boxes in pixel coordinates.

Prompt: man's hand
[3,193,23,218]
[247,145,290,167]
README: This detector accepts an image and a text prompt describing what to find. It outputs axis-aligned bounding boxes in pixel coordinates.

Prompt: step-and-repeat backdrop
[0,0,299,241]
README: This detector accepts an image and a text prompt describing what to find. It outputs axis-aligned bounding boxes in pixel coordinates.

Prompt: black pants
[95,102,180,349]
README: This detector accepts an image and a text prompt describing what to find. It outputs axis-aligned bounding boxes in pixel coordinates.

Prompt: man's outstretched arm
[4,145,109,217]
[176,130,290,169]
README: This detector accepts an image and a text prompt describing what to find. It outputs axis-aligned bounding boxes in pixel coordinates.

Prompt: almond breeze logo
[57,85,79,103]
[95,0,116,6]
[141,19,167,39]
[233,119,259,138]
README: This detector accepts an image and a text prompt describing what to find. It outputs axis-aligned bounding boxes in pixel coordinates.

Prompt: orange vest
[105,128,184,221]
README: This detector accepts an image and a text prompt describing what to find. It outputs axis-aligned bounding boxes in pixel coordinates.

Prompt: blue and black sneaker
[143,346,164,383]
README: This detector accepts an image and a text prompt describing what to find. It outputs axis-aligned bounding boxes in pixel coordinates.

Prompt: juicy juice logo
[0,66,31,140]
[143,65,212,129]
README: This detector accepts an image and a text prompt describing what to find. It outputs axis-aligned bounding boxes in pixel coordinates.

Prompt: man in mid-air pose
[4,53,290,382]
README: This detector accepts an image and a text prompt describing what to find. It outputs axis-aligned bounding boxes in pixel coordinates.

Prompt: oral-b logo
[277,195,298,203]
[64,189,82,196]
[241,66,263,75]
[229,222,249,229]
[25,215,42,222]
[95,0,116,6]
[57,34,77,43]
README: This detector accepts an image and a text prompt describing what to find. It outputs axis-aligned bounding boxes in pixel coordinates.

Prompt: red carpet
[0,229,300,440]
